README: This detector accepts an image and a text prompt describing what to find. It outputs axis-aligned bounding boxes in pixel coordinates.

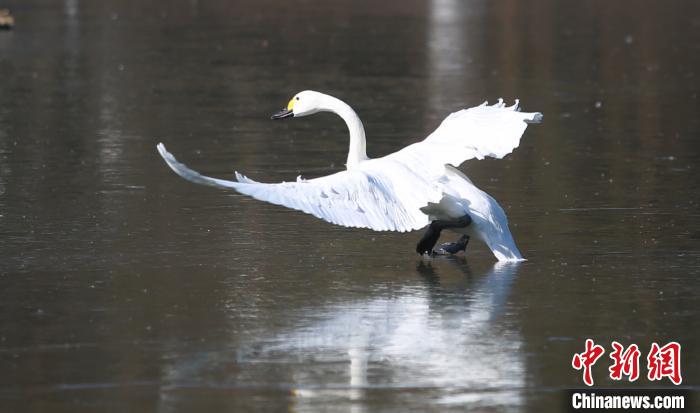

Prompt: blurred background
[0,0,699,411]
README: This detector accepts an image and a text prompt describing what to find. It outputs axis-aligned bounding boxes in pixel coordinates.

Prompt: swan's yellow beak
[271,98,295,120]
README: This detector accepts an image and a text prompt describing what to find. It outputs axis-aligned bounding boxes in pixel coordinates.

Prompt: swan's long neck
[322,96,369,169]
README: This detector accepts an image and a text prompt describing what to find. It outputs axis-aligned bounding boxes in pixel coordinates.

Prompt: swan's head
[271,90,326,119]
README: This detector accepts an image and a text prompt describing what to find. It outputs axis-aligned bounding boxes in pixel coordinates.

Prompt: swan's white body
[157,91,542,261]
[420,166,524,261]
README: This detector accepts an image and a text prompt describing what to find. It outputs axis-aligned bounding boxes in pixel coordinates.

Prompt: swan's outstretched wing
[387,100,542,178]
[157,143,433,232]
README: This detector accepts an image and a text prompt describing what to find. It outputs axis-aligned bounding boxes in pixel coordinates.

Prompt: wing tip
[524,112,544,124]
[156,142,195,179]
[156,142,167,157]
[156,142,179,167]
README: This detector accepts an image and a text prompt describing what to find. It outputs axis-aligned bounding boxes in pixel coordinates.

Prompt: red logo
[572,340,682,386]
[609,341,641,382]
[647,342,682,385]
[572,339,606,386]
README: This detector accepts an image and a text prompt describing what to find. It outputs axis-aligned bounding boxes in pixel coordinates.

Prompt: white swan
[157,90,542,261]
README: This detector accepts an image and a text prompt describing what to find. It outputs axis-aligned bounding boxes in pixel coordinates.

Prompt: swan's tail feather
[488,235,526,262]
[428,165,526,262]
[157,143,241,190]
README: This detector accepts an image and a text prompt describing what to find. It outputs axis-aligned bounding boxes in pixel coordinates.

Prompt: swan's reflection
[156,260,524,412]
[264,260,525,412]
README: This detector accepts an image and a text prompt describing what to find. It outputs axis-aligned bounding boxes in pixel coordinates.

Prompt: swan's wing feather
[157,143,242,189]
[387,100,541,177]
[157,144,430,232]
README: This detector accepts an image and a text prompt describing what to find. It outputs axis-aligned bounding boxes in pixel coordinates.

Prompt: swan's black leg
[435,235,470,255]
[415,215,472,255]
[416,224,441,255]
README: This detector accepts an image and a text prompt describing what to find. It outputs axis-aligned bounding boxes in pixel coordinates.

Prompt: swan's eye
[296,96,300,101]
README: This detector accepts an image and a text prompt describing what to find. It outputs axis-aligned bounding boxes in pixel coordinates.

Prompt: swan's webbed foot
[435,235,470,255]
[416,215,472,255]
